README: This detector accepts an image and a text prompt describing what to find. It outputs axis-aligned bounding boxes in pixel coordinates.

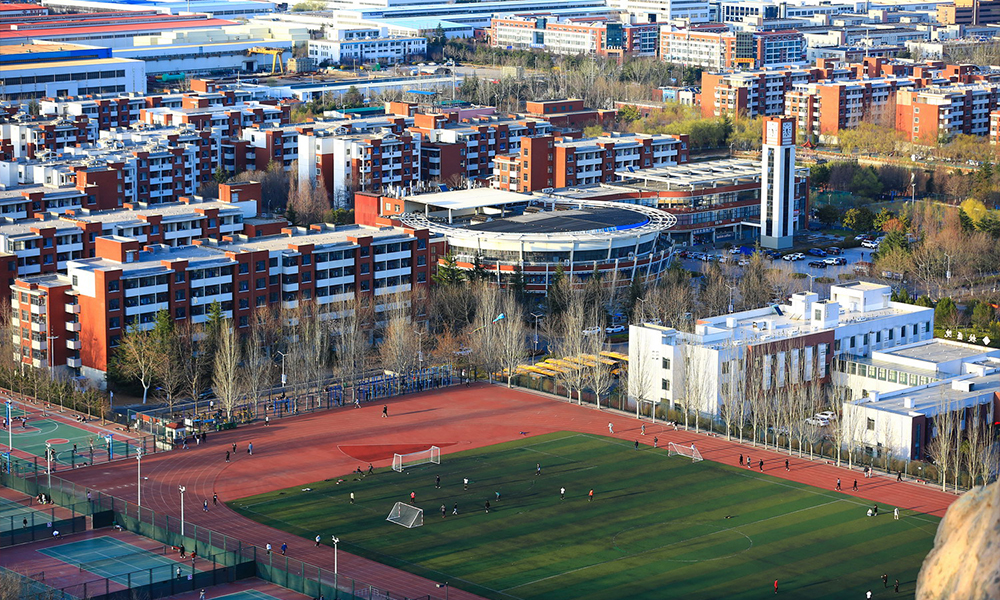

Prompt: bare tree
[927,395,959,492]
[331,295,374,402]
[469,282,503,384]
[379,294,419,378]
[243,306,278,408]
[625,327,657,420]
[967,413,1000,488]
[718,348,742,441]
[175,321,207,413]
[495,292,528,388]
[114,325,163,404]
[212,321,243,419]
[584,328,613,408]
[681,342,713,433]
[550,290,593,403]
[828,385,853,467]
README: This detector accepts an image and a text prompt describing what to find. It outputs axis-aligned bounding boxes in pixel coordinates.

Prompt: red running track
[51,384,957,600]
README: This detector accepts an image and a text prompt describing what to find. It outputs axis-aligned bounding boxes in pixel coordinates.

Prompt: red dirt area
[338,442,457,462]
[52,384,958,600]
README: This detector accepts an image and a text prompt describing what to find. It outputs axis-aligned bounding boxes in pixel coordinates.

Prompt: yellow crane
[248,47,286,76]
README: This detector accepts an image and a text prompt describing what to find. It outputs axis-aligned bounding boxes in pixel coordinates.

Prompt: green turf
[230,432,939,600]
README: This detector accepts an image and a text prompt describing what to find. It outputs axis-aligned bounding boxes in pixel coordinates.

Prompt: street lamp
[436,582,449,600]
[805,273,818,293]
[46,334,59,382]
[277,351,287,387]
[45,442,52,489]
[136,449,143,507]
[529,312,544,354]
[178,485,186,536]
[331,535,339,576]
[415,329,427,369]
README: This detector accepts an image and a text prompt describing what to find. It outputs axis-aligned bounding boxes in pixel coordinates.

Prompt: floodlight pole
[6,400,12,453]
[530,313,544,354]
[45,442,52,489]
[436,582,449,600]
[179,485,186,536]
[332,535,339,576]
[277,351,287,388]
[136,449,143,507]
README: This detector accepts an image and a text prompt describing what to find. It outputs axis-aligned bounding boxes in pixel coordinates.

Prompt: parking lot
[676,239,873,281]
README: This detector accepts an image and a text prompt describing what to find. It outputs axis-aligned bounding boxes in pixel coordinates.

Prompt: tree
[843,207,875,232]
[495,292,527,388]
[433,253,465,285]
[331,296,374,403]
[213,166,228,184]
[114,325,163,404]
[935,297,959,327]
[379,296,419,378]
[926,395,959,492]
[816,204,841,226]
[618,104,641,123]
[972,301,997,330]
[469,283,504,384]
[243,306,278,412]
[175,321,207,413]
[287,177,330,226]
[342,86,364,108]
[212,321,243,419]
[739,252,772,310]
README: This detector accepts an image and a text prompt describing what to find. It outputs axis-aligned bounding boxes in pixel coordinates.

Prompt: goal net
[386,502,423,528]
[392,446,441,472]
[667,442,703,462]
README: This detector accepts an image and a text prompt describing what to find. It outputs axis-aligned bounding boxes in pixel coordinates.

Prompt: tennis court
[213,590,284,600]
[0,496,53,533]
[39,536,200,586]
[7,417,137,466]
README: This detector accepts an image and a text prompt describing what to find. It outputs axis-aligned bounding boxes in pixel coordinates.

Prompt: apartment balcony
[66,321,81,332]
[66,339,82,350]
[30,321,44,333]
[67,357,82,368]
[66,303,80,314]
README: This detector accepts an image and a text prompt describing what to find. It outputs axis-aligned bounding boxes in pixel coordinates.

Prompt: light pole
[178,485,186,536]
[805,273,818,293]
[415,329,427,370]
[45,442,52,489]
[529,312,544,354]
[277,351,287,387]
[436,582,449,600]
[46,334,59,382]
[136,449,143,507]
[331,535,339,576]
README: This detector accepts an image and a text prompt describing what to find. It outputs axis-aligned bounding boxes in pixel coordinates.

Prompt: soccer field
[230,432,938,600]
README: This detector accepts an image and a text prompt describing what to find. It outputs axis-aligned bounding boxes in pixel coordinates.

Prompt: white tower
[760,116,796,250]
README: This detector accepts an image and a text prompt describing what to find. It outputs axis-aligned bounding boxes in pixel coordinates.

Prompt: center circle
[612,520,754,563]
[45,438,70,445]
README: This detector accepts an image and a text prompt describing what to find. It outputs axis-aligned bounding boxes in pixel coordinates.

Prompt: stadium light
[178,485,186,536]
[136,449,143,507]
[5,400,12,456]
[277,351,288,387]
[331,535,339,576]
[45,442,52,489]
[436,582,449,600]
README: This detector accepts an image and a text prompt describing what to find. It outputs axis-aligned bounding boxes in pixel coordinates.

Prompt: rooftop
[466,206,647,234]
[867,372,1000,416]
[402,188,533,212]
[879,338,999,364]
[222,224,414,253]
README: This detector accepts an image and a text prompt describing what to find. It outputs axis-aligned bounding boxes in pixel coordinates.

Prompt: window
[360,280,370,292]
[256,277,266,289]
[239,298,249,309]
[239,315,249,327]
[175,272,185,284]
[109,317,120,329]
[867,418,875,431]
[175,307,186,319]
[239,281,249,292]
[175,290,186,301]
[360,247,370,257]
[256,260,266,272]
[360,264,370,275]
[108,298,119,310]
[239,263,249,274]
[108,280,120,292]
[662,358,671,369]
[661,379,670,391]
[721,361,730,375]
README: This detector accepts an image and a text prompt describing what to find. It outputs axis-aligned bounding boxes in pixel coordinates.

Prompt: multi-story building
[492,132,690,192]
[489,15,659,60]
[628,282,936,420]
[659,26,806,71]
[0,116,99,161]
[521,98,617,130]
[896,84,1000,142]
[0,41,146,101]
[308,29,427,66]
[608,0,711,23]
[11,220,444,382]
[937,0,1000,25]
[785,78,914,138]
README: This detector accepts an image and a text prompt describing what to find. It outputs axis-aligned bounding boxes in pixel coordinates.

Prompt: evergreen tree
[433,253,465,285]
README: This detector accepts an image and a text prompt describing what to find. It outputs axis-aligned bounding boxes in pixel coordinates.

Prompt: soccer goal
[392,446,441,472]
[667,442,703,462]
[386,502,424,528]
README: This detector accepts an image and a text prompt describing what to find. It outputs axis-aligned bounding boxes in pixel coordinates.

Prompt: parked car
[824,257,847,266]
[738,259,750,267]
[582,327,601,336]
[804,417,828,427]
[729,247,742,254]
[807,260,828,268]
[605,325,626,334]
[815,410,838,421]
[808,248,827,257]
[861,239,879,249]
[826,247,842,255]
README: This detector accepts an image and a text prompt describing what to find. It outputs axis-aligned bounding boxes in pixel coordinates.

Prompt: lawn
[230,432,938,600]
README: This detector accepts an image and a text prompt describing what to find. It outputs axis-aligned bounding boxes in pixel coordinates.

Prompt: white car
[582,327,601,336]
[861,239,879,249]
[804,417,828,427]
[605,325,626,334]
[816,410,837,421]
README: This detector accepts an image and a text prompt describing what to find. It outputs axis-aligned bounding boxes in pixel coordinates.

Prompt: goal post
[386,502,423,528]
[667,442,703,462]
[392,446,441,472]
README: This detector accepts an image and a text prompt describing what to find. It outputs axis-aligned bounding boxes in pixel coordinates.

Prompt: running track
[51,385,957,600]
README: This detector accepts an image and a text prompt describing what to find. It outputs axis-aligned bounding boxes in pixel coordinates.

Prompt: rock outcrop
[916,480,1000,600]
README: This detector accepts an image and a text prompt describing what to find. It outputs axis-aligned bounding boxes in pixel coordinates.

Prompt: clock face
[782,121,794,144]
[766,121,780,145]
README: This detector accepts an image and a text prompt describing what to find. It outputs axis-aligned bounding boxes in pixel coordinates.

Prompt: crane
[247,47,286,76]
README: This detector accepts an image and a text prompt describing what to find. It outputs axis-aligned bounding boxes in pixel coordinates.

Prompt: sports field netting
[39,536,198,586]
[210,590,283,600]
[5,415,140,466]
[0,496,52,533]
[232,431,939,600]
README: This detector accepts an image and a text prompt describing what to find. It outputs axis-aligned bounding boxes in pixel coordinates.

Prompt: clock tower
[760,116,796,250]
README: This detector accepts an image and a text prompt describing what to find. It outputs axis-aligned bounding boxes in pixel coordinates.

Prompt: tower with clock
[760,116,797,250]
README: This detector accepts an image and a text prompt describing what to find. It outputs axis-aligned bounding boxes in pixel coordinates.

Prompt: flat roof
[0,17,236,39]
[403,188,532,211]
[0,56,141,68]
[1,42,95,53]
[870,373,1000,415]
[881,339,996,364]
[467,207,647,234]
[223,224,413,253]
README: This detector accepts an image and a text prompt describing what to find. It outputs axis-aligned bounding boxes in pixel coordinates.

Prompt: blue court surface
[0,496,52,533]
[39,536,199,586]
[212,591,283,600]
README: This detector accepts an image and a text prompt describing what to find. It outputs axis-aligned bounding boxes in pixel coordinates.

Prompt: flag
[493,314,506,323]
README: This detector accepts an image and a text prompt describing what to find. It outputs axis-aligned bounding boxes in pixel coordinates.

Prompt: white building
[760,115,796,250]
[628,282,936,419]
[308,30,427,66]
[610,0,711,23]
[0,46,146,101]
[834,339,1000,461]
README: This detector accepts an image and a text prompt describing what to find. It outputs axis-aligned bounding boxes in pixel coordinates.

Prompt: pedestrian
[653,436,658,449]
[367,463,374,475]
[739,454,743,466]
[435,475,441,488]
[452,503,458,515]
[882,574,888,588]
[759,459,764,472]
[382,405,388,418]
[266,543,271,555]
[73,443,77,455]
[248,442,253,456]
[463,477,468,490]
[608,422,614,434]
[495,490,501,502]
[354,399,361,409]
[536,463,541,476]
[897,471,903,482]
[894,579,899,593]
[774,579,778,594]
[560,487,565,500]
[199,590,205,600]
[634,440,639,450]
[747,456,752,469]
[410,491,415,504]
[265,415,269,426]
[893,507,899,520]
[866,590,872,599]
[213,493,218,506]
[873,504,878,516]
[641,424,645,436]
[176,567,182,579]
[225,451,230,463]
[785,459,789,472]
[484,500,490,513]
[441,504,446,518]
[22,517,27,529]
[281,543,287,556]
[350,492,355,504]
[588,489,594,502]
[203,500,208,512]
[853,479,858,491]
[315,535,321,547]
[836,478,841,490]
